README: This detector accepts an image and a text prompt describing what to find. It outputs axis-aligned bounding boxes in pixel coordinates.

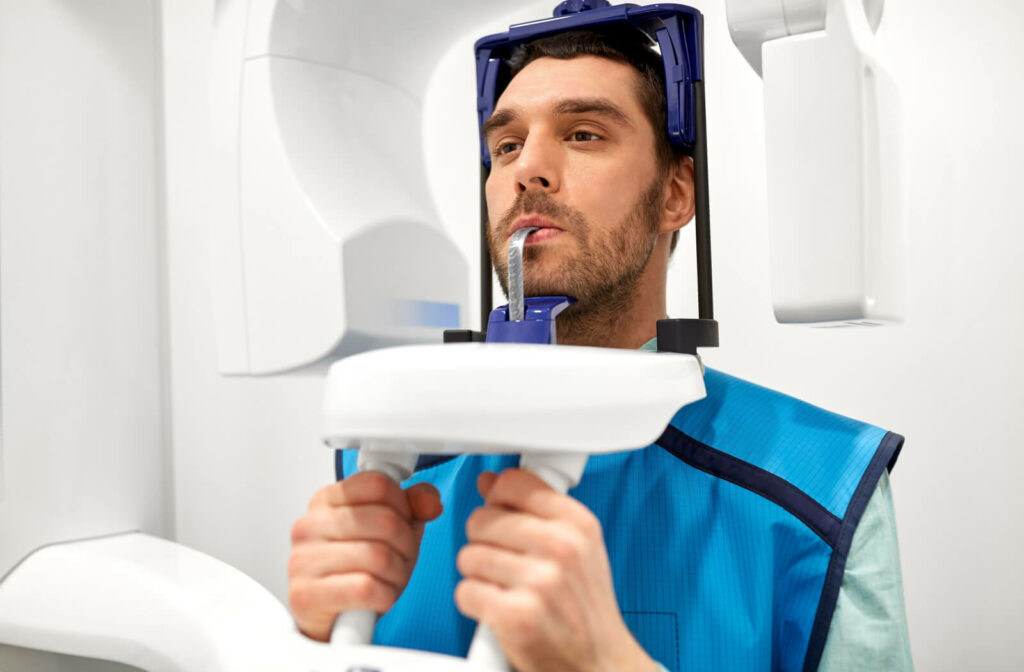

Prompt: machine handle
[331,609,378,646]
[466,451,590,670]
[331,446,419,646]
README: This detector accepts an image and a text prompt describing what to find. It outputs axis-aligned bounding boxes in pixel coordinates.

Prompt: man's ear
[660,156,696,234]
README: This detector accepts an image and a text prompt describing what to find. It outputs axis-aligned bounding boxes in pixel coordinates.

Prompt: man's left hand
[454,468,658,672]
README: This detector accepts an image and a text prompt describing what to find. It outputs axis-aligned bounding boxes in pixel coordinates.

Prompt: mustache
[495,191,584,236]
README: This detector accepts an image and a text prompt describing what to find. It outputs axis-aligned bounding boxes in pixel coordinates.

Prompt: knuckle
[352,572,397,611]
[349,572,377,604]
[504,596,542,641]
[494,469,520,493]
[286,548,307,578]
[288,580,317,616]
[578,508,602,538]
[375,508,402,538]
[547,534,580,566]
[357,471,393,501]
[511,468,533,485]
[465,507,488,539]
[367,541,392,572]
[290,516,312,544]
[453,580,474,614]
[455,546,475,576]
[464,510,479,537]
[524,562,559,595]
[379,583,399,610]
[453,578,467,601]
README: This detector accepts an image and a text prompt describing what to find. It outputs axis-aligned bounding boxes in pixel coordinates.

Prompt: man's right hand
[288,471,443,642]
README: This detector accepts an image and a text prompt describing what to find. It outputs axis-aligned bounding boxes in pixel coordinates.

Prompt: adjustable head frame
[471,1,718,355]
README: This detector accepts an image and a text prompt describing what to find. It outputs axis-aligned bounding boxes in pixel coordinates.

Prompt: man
[288,25,913,672]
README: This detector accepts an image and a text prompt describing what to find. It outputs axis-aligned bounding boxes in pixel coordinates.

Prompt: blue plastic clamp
[485,296,576,344]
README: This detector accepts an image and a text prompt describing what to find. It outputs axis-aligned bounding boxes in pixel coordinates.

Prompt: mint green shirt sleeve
[818,470,914,671]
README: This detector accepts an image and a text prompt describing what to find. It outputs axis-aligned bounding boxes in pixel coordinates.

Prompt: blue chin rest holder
[485,296,576,345]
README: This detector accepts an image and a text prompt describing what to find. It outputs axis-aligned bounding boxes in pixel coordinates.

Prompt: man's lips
[509,216,564,243]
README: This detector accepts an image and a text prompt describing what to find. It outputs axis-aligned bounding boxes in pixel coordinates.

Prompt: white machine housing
[725,0,906,325]
[324,343,706,454]
[211,0,497,375]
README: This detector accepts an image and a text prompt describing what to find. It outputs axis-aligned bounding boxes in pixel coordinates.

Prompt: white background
[2,0,1022,670]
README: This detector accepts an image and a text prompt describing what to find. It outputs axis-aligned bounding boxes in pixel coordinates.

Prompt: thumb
[406,482,443,522]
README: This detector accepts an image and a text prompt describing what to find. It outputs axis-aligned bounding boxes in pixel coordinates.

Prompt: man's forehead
[493,55,645,119]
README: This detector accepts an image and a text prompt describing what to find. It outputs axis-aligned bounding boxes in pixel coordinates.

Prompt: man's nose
[513,137,560,195]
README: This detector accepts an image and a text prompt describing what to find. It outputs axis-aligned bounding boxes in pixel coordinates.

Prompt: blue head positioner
[474,1,704,166]
[448,1,718,355]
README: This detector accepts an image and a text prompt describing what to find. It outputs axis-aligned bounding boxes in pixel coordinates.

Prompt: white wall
[0,0,167,577]
[160,1,1024,670]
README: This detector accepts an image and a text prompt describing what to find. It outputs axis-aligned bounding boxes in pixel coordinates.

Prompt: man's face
[483,55,667,309]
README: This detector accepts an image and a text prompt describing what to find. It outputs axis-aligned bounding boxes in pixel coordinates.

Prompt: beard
[487,177,664,321]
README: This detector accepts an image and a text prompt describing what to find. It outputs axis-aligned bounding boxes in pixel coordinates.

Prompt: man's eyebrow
[553,98,634,128]
[482,97,634,140]
[481,108,520,141]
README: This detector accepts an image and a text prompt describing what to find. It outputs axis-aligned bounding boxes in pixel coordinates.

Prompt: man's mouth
[509,215,564,244]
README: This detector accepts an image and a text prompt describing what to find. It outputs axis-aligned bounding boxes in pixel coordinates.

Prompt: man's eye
[496,141,522,155]
[570,131,600,142]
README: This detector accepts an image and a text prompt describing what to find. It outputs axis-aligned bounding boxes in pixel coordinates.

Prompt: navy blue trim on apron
[655,425,842,547]
[801,431,905,672]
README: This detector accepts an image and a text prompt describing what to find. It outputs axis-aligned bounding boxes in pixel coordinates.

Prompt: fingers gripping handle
[466,452,590,670]
[330,445,419,646]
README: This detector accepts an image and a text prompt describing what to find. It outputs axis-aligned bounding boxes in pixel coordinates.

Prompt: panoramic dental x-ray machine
[0,0,901,669]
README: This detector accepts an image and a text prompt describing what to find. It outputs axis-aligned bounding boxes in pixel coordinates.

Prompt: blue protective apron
[337,368,904,671]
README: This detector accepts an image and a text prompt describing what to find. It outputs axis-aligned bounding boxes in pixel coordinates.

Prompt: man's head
[482,28,695,343]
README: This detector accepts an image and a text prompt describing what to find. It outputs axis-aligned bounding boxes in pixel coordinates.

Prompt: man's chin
[523,280,579,301]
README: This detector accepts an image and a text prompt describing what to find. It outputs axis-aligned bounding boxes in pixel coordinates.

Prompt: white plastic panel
[323,344,706,454]
[725,0,881,74]
[763,0,905,324]
[236,57,345,373]
[243,0,503,98]
[725,0,806,75]
[226,56,468,373]
[0,533,496,671]
[211,0,528,375]
[783,0,828,34]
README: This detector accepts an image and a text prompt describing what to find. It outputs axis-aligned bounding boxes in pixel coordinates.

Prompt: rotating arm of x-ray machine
[211,0,515,376]
[724,0,906,325]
